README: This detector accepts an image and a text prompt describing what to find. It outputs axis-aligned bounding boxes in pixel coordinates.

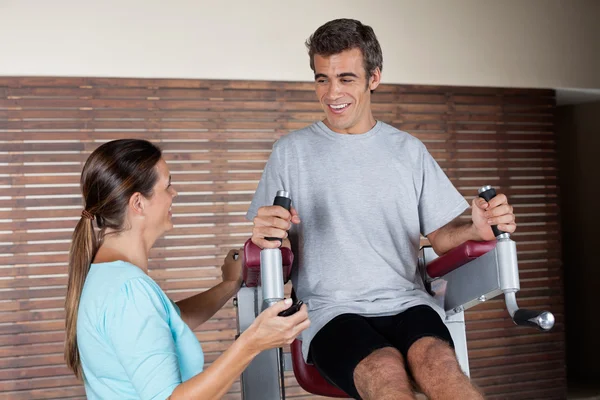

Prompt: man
[246,19,515,400]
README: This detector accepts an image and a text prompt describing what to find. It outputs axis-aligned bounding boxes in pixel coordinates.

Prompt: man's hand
[252,205,301,249]
[222,249,243,287]
[471,193,517,241]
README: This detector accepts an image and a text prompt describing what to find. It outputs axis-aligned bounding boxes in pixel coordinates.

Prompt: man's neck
[323,115,377,135]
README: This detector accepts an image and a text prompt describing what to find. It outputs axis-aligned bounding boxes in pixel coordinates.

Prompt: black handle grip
[278,300,303,317]
[513,309,542,328]
[266,190,291,243]
[513,309,555,331]
[478,185,504,238]
[272,194,291,212]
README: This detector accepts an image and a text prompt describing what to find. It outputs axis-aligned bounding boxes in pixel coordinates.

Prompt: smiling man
[246,19,515,400]
[312,45,379,134]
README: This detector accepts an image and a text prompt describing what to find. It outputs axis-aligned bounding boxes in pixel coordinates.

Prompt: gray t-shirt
[246,121,469,361]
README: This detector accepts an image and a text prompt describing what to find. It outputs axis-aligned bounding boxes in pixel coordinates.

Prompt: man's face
[313,48,381,134]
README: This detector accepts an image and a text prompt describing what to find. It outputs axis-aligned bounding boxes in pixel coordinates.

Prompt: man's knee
[354,347,405,378]
[353,347,414,398]
[407,336,461,374]
[407,337,485,399]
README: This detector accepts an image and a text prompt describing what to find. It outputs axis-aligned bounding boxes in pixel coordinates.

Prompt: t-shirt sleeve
[105,277,181,400]
[246,140,287,221]
[418,144,469,236]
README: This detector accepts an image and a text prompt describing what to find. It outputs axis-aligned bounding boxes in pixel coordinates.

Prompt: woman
[64,139,309,399]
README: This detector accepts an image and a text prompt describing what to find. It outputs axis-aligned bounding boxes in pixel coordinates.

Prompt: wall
[0,0,599,90]
[0,77,565,399]
[557,101,600,384]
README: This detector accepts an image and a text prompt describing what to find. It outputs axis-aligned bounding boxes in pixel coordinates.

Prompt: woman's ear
[129,192,145,216]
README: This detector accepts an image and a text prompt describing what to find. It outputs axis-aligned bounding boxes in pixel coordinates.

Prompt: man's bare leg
[407,337,484,400]
[353,347,415,400]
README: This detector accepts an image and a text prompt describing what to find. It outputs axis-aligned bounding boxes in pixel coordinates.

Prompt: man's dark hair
[305,18,383,81]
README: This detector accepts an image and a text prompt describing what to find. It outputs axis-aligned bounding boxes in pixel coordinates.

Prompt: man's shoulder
[277,122,321,144]
[379,122,427,151]
[270,122,322,156]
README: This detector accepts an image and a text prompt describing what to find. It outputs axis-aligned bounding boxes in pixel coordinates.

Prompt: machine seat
[291,339,348,398]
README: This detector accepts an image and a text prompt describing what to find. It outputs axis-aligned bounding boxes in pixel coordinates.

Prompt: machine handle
[505,292,555,331]
[278,300,303,317]
[261,190,292,309]
[265,190,292,243]
[478,185,507,239]
[513,309,556,331]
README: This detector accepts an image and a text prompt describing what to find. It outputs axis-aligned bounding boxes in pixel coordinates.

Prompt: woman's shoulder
[94,261,163,296]
[83,262,171,330]
[85,261,142,292]
[83,261,166,313]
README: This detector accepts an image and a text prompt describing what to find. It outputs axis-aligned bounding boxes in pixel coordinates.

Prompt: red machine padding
[426,240,497,279]
[242,239,294,287]
[291,339,348,398]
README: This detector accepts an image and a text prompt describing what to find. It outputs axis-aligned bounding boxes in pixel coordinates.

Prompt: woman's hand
[244,299,310,352]
[221,249,243,287]
[168,299,309,400]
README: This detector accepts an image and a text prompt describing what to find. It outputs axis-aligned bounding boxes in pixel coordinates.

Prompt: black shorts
[308,305,454,399]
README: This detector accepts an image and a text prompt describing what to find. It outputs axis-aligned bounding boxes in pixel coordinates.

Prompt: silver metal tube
[504,291,519,317]
[260,248,284,309]
[478,185,492,194]
[496,237,520,292]
[276,190,289,198]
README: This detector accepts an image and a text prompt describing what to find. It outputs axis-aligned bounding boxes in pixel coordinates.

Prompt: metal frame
[236,286,285,400]
[236,236,554,398]
[236,248,476,398]
[420,245,471,376]
[423,238,554,330]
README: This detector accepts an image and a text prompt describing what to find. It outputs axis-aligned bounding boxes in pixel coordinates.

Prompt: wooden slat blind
[0,77,565,399]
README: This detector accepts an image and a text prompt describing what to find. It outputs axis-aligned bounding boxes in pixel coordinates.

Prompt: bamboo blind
[0,77,564,399]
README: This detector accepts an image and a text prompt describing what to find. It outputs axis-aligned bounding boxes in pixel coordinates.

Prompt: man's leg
[407,337,484,400]
[379,305,484,400]
[310,313,414,400]
[353,346,415,400]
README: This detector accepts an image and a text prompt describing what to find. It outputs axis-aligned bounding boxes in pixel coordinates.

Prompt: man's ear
[129,192,145,216]
[369,67,382,91]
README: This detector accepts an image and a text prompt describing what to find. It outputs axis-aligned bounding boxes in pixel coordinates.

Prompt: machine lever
[479,185,555,332]
[261,190,292,309]
[278,300,303,317]
[478,185,509,239]
[512,309,556,331]
[504,282,555,331]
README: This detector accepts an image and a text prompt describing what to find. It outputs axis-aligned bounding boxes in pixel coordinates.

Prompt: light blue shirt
[77,261,204,399]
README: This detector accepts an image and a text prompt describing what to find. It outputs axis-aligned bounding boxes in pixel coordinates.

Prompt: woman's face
[144,158,178,237]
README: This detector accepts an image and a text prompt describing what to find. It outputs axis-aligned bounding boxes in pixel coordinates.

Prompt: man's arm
[427,193,516,256]
[426,217,477,256]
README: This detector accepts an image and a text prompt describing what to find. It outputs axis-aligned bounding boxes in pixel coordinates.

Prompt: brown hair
[64,139,162,379]
[305,18,383,92]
